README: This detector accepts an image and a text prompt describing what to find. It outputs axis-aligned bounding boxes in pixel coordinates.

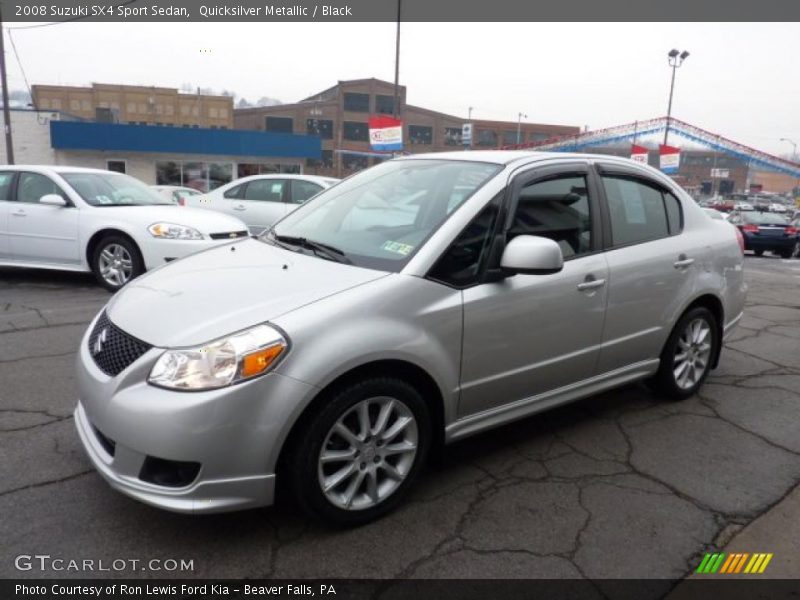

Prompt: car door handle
[233,204,246,211]
[674,257,695,268]
[11,210,26,217]
[577,278,606,291]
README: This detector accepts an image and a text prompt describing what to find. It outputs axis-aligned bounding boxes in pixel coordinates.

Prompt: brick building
[234,78,579,177]
[32,83,234,129]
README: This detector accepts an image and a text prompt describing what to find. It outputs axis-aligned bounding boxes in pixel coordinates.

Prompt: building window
[106,160,126,174]
[530,132,550,142]
[475,129,498,147]
[444,127,463,146]
[343,121,369,142]
[502,131,520,146]
[306,150,334,169]
[306,118,333,139]
[237,163,301,178]
[156,161,234,192]
[343,92,369,113]
[376,95,395,115]
[409,125,433,145]
[342,153,368,171]
[265,116,294,133]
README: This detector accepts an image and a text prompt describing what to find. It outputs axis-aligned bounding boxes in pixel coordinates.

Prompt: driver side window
[17,173,67,204]
[509,175,592,260]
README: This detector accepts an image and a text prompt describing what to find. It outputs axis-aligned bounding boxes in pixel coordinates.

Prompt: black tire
[91,235,145,292]
[285,377,431,526]
[650,307,719,401]
[778,247,794,259]
[753,249,764,256]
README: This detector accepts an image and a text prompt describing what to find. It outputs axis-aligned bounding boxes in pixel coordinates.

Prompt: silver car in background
[75,152,746,525]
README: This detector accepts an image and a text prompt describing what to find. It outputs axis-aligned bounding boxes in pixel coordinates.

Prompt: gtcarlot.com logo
[696,552,773,575]
[14,554,194,573]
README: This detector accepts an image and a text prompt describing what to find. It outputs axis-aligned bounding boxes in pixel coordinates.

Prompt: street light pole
[663,49,689,146]
[392,0,401,120]
[0,8,15,164]
[516,112,527,145]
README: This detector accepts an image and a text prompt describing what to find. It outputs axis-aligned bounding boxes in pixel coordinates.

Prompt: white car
[185,174,339,234]
[151,185,202,205]
[0,166,249,291]
[768,203,787,213]
[734,202,754,211]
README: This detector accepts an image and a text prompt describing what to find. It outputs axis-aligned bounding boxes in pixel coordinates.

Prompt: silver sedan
[75,151,746,525]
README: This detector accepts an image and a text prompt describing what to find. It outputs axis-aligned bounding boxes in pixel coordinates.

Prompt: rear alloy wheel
[287,377,430,526]
[651,307,719,400]
[92,235,144,291]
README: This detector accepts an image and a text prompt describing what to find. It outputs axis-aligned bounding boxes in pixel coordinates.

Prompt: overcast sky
[4,22,799,155]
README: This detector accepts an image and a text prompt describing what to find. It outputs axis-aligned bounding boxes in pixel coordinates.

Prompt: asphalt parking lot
[1,255,799,583]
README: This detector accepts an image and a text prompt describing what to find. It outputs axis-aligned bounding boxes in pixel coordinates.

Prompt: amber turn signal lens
[240,344,284,378]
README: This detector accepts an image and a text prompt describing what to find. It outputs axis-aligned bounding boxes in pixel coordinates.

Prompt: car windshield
[742,212,790,225]
[62,172,173,206]
[266,159,502,272]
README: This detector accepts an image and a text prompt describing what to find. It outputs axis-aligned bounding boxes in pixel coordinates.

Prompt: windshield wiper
[273,234,352,264]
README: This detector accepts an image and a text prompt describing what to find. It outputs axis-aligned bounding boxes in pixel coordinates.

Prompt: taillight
[786,226,799,235]
[742,224,759,233]
[734,227,745,254]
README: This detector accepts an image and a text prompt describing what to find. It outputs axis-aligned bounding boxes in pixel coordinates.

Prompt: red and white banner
[630,144,649,164]
[368,116,403,152]
[659,144,680,173]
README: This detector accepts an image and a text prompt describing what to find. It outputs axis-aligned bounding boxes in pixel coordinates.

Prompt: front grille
[209,230,248,240]
[88,311,152,376]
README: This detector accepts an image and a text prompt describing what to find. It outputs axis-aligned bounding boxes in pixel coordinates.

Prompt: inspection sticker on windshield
[381,241,414,256]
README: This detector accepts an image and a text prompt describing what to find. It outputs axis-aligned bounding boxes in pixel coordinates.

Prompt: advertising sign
[630,144,649,164]
[710,168,730,178]
[659,144,681,173]
[368,116,403,151]
[462,123,473,146]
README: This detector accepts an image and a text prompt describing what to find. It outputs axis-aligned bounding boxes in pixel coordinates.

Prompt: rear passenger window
[602,176,673,246]
[223,184,244,199]
[664,192,682,234]
[508,175,592,259]
[0,172,13,200]
[244,179,285,202]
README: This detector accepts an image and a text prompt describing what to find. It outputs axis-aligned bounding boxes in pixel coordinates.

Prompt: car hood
[92,205,246,234]
[106,238,388,347]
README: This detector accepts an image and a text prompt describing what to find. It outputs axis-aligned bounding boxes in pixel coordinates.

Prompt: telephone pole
[0,8,15,164]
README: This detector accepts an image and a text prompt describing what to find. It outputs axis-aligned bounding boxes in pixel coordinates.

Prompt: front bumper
[74,315,318,514]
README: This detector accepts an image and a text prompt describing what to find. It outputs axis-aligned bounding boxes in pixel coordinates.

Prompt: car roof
[228,174,340,185]
[398,150,657,170]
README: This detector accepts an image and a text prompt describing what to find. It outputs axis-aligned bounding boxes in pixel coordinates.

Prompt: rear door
[593,163,694,374]
[8,171,80,265]
[234,178,289,234]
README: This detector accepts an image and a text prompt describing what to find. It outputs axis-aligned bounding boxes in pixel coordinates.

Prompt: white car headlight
[148,325,287,391]
[148,222,204,240]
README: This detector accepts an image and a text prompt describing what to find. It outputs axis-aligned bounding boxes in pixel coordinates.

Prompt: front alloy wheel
[287,377,430,525]
[318,397,419,511]
[91,235,144,291]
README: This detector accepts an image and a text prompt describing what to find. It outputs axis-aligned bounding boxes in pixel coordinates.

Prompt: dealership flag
[659,144,681,173]
[369,116,403,152]
[630,144,649,164]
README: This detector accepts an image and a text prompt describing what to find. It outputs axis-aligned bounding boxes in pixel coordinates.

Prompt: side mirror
[500,235,564,275]
[40,194,67,207]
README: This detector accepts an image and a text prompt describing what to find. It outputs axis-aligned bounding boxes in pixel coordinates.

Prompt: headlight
[148,222,204,240]
[148,325,287,391]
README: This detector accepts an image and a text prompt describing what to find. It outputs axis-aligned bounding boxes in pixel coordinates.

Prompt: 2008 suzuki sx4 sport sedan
[75,152,746,525]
